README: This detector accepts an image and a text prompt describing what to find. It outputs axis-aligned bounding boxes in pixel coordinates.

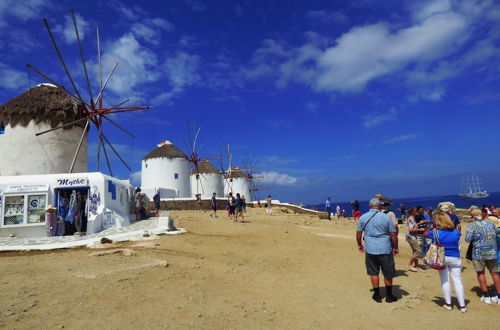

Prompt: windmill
[242,154,263,201]
[26,9,153,176]
[184,123,219,197]
[218,144,251,198]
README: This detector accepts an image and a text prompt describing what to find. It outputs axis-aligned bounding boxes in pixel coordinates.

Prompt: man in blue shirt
[325,197,332,220]
[356,198,399,303]
[210,192,218,218]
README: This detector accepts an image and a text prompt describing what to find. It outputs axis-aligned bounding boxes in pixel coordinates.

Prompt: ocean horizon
[306,191,500,217]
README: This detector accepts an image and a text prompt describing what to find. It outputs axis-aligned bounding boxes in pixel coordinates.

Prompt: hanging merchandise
[65,190,77,223]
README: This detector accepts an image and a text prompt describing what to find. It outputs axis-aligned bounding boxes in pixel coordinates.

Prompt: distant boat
[459,175,489,199]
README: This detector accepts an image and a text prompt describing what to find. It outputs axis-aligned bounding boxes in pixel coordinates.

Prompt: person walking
[465,208,500,304]
[336,204,341,219]
[352,200,361,222]
[356,198,399,303]
[228,192,236,220]
[235,193,245,222]
[210,192,218,218]
[153,189,161,217]
[423,211,467,312]
[265,195,272,216]
[134,187,142,221]
[405,207,424,272]
[325,197,332,220]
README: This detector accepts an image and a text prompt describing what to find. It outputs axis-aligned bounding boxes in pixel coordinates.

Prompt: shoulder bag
[424,229,446,270]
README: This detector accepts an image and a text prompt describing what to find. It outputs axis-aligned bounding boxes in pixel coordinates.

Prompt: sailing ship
[459,175,489,199]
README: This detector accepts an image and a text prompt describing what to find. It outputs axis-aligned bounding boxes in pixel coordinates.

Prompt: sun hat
[369,198,381,206]
[438,201,455,212]
[439,204,450,212]
[45,204,56,211]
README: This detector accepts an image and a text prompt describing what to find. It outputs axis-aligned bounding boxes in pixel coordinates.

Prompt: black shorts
[365,253,396,278]
[229,206,236,215]
[212,205,217,212]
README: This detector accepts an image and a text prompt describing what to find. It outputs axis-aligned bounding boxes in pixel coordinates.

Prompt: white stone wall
[190,173,224,198]
[0,121,87,176]
[141,157,191,198]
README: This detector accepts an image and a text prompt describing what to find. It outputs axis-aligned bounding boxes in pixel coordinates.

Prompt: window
[4,195,25,225]
[174,173,179,179]
[27,194,46,224]
[3,193,47,226]
[145,163,148,168]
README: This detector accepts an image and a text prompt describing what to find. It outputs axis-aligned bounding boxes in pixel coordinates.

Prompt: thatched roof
[143,141,188,160]
[228,167,247,179]
[192,160,219,174]
[0,84,85,129]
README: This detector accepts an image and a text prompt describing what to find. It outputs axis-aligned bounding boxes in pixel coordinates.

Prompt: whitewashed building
[224,167,251,200]
[190,160,224,199]
[141,141,191,198]
[0,84,87,176]
[0,172,134,238]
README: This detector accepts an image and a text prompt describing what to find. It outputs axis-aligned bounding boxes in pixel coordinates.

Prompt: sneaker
[443,304,452,311]
[491,296,500,304]
[372,293,382,303]
[386,295,398,303]
[459,306,467,313]
[408,266,418,272]
[480,296,492,304]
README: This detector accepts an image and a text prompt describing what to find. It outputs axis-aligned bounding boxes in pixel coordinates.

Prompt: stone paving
[0,213,186,252]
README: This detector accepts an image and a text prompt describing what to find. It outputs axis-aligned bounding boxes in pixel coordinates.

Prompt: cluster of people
[356,195,500,312]
[226,192,246,222]
[323,197,347,220]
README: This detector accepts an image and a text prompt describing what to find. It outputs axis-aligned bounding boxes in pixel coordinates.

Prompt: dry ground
[0,207,499,329]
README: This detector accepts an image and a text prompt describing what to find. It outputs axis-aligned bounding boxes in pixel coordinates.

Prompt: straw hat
[45,204,56,211]
[487,216,500,227]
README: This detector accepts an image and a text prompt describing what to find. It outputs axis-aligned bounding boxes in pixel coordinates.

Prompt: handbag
[423,229,446,270]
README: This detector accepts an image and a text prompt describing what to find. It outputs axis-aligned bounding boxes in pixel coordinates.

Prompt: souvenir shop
[0,172,135,238]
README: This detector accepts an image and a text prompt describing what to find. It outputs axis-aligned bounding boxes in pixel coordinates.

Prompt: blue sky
[1,0,500,203]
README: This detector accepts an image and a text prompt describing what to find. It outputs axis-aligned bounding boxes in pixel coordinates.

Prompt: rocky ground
[0,207,498,329]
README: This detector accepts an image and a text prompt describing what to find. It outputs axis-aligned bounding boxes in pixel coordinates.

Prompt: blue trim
[108,180,116,200]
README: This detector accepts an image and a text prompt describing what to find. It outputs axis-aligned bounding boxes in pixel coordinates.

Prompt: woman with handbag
[423,211,467,312]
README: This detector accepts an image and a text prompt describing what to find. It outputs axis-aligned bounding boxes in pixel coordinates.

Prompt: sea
[306,191,500,217]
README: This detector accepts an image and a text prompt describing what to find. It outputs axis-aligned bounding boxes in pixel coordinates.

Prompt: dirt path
[0,207,498,329]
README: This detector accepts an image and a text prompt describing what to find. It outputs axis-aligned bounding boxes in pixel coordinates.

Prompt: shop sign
[102,210,116,229]
[55,177,89,187]
[6,184,49,193]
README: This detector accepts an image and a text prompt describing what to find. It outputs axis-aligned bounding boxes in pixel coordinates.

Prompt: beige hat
[439,204,450,212]
[438,201,455,212]
[45,204,56,211]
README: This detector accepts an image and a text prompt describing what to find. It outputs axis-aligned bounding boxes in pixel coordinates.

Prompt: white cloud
[384,133,421,144]
[130,170,141,186]
[131,19,175,45]
[0,63,27,90]
[97,34,160,101]
[362,107,398,129]
[0,0,49,27]
[53,13,90,44]
[255,171,299,186]
[186,0,207,12]
[153,52,200,104]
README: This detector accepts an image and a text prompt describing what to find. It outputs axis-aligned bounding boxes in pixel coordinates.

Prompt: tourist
[325,197,332,220]
[356,198,399,303]
[210,192,218,218]
[134,188,142,221]
[377,194,398,234]
[352,200,361,222]
[465,208,500,304]
[415,206,430,256]
[228,192,236,220]
[235,193,245,222]
[336,204,342,219]
[423,211,467,312]
[398,203,407,221]
[266,195,272,215]
[342,209,346,218]
[241,195,247,213]
[438,202,461,232]
[196,194,202,211]
[153,189,161,217]
[405,206,424,272]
